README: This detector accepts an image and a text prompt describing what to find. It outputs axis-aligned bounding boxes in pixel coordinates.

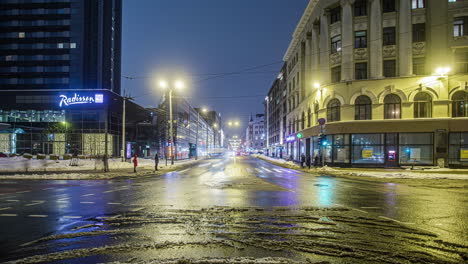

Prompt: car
[0,152,8,158]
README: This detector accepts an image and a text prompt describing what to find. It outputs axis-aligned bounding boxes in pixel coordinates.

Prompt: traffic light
[317,134,323,146]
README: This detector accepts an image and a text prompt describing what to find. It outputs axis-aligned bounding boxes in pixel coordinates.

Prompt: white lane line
[254,168,262,172]
[361,206,380,209]
[131,207,144,212]
[28,215,48,218]
[32,200,45,203]
[179,169,189,173]
[42,188,53,190]
[273,169,283,173]
[103,190,117,193]
[15,191,31,194]
[82,194,95,197]
[5,200,19,202]
[57,197,69,201]
[63,216,82,219]
[379,216,415,225]
[80,202,95,204]
[0,207,12,211]
[261,167,272,172]
[198,163,211,167]
[246,168,253,173]
[351,208,368,214]
[107,202,122,205]
[0,214,17,217]
[24,202,44,207]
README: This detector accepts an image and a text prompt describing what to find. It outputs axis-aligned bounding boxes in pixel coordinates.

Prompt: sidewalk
[254,154,468,180]
[0,157,202,180]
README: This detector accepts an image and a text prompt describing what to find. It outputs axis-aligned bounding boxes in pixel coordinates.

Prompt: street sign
[318,118,326,126]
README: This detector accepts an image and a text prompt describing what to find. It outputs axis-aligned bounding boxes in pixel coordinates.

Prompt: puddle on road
[3,207,466,264]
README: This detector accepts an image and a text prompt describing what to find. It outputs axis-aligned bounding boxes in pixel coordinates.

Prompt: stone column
[341,0,354,81]
[319,11,330,84]
[369,0,383,79]
[399,0,412,76]
[305,33,312,96]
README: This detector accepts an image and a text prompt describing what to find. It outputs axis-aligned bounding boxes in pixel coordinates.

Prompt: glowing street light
[314,82,321,89]
[435,67,451,76]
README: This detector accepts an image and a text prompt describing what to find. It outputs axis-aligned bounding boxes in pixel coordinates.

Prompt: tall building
[245,114,265,153]
[265,63,287,158]
[0,0,123,156]
[278,0,468,168]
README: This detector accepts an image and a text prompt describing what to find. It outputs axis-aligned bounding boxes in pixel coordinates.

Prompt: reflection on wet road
[0,156,466,263]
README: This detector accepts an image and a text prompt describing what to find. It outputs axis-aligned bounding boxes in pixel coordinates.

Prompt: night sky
[122,0,309,133]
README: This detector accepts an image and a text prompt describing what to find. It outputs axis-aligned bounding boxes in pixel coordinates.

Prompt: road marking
[5,200,19,202]
[107,202,122,205]
[361,206,380,209]
[379,216,415,225]
[131,207,144,212]
[273,169,283,173]
[103,190,117,193]
[351,208,368,214]
[57,197,69,201]
[261,167,272,172]
[198,163,211,167]
[179,169,189,173]
[42,188,53,190]
[0,207,12,211]
[24,202,44,207]
[63,216,82,219]
[15,191,30,194]
[82,194,95,197]
[0,214,17,217]
[80,202,95,204]
[28,215,48,218]
[246,168,253,173]
[255,168,262,172]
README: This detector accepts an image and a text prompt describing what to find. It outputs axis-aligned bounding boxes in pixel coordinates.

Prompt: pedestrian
[314,155,319,168]
[301,153,306,168]
[306,155,311,169]
[133,154,138,173]
[154,153,159,171]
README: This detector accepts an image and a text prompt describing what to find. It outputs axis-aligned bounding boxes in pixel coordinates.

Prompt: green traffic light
[296,133,303,139]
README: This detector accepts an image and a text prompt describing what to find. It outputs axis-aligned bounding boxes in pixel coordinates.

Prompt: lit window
[454,17,467,37]
[331,35,342,53]
[412,0,425,9]
[18,32,25,38]
[57,43,64,49]
[70,43,76,48]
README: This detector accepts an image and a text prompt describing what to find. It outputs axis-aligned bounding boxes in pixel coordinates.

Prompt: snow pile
[253,154,300,169]
[346,171,468,180]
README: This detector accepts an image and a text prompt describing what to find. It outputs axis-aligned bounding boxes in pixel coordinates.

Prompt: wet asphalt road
[0,156,467,263]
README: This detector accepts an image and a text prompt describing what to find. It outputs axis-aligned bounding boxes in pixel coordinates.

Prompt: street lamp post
[195,108,207,160]
[159,80,184,165]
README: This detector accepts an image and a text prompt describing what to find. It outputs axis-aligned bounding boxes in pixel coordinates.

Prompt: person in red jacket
[133,154,138,173]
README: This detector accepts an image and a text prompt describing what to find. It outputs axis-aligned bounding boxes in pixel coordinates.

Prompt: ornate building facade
[279,0,468,168]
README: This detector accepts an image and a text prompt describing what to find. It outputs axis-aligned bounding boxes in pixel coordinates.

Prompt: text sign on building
[59,93,104,107]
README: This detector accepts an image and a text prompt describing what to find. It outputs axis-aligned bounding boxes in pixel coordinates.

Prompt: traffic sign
[318,118,326,126]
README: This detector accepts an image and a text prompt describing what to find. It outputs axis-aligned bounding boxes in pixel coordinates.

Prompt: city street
[0,156,466,263]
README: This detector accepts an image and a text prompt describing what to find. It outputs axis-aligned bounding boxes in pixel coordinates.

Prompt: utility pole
[121,97,126,162]
[169,88,175,165]
[195,110,199,160]
[104,106,109,172]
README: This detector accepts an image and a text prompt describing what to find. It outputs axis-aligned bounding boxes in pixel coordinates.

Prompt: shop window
[413,57,426,75]
[327,99,341,122]
[355,31,367,48]
[384,94,401,119]
[330,6,341,24]
[355,95,372,120]
[414,92,432,118]
[449,132,468,165]
[332,134,350,164]
[331,35,342,53]
[351,133,385,164]
[382,0,396,12]
[413,23,426,42]
[452,91,468,117]
[331,66,341,83]
[355,62,367,80]
[383,27,396,45]
[383,60,396,77]
[399,133,433,165]
[354,0,367,16]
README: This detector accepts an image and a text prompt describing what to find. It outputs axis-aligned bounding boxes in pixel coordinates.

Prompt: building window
[354,0,367,16]
[455,51,468,73]
[301,111,305,130]
[355,95,372,120]
[331,35,342,53]
[452,91,468,117]
[355,62,367,80]
[384,94,401,119]
[413,57,426,75]
[331,66,341,83]
[414,92,432,118]
[454,17,467,37]
[412,0,425,9]
[355,31,367,48]
[382,0,396,12]
[413,23,426,42]
[383,27,396,45]
[352,134,385,164]
[399,133,434,165]
[327,99,341,122]
[383,60,396,77]
[330,6,341,24]
[307,107,311,127]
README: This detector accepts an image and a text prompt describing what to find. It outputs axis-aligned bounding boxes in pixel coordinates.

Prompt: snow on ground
[0,156,194,173]
[254,154,468,180]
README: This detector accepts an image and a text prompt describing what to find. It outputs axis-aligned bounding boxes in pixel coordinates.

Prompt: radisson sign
[59,93,104,107]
